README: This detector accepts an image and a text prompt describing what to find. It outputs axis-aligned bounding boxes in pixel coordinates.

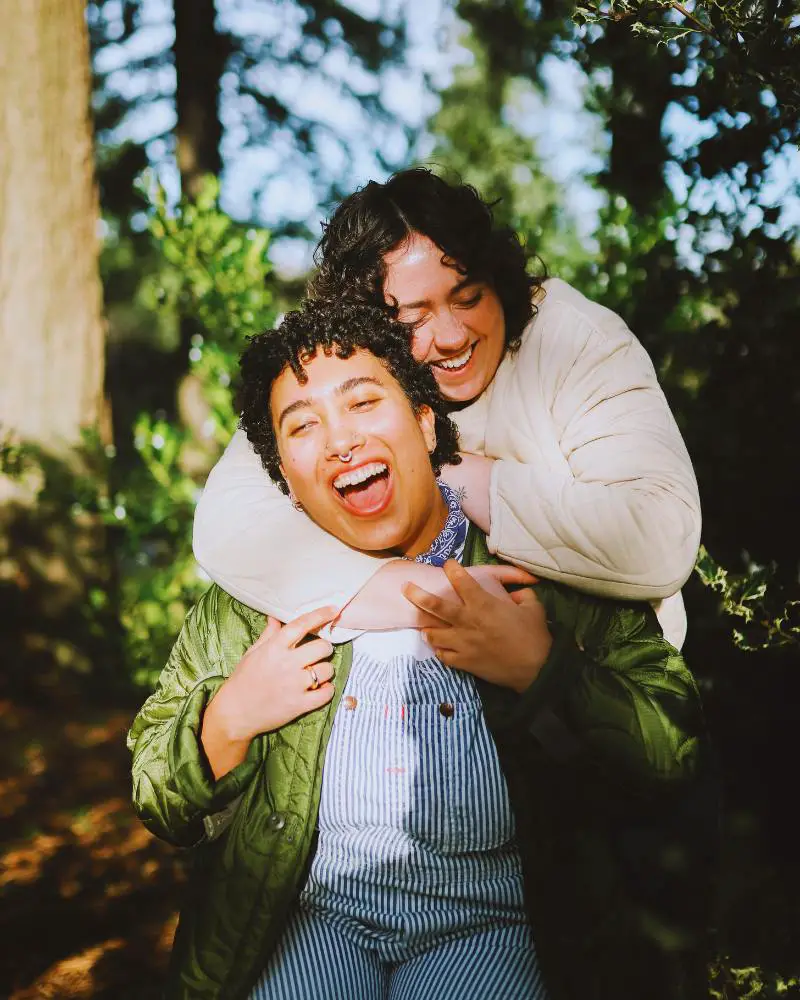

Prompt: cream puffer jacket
[192,279,701,648]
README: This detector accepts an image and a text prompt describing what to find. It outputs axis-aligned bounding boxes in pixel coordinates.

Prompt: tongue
[341,472,390,512]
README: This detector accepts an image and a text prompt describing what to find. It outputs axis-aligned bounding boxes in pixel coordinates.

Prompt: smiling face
[272,347,448,558]
[383,232,507,403]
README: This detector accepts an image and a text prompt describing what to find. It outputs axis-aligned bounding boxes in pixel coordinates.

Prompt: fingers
[509,587,537,605]
[424,635,461,669]
[442,559,483,599]
[302,657,335,689]
[480,565,538,586]
[423,626,457,653]
[251,615,283,650]
[402,582,464,625]
[280,606,340,649]
[302,681,336,712]
[291,636,334,670]
[414,610,449,630]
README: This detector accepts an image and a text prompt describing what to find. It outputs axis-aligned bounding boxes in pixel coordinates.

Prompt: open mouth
[431,341,476,374]
[333,461,392,514]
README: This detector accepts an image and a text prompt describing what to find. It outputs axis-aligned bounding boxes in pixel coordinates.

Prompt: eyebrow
[277,375,385,429]
[396,276,478,312]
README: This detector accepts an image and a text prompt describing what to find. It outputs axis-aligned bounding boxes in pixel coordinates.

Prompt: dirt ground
[0,698,184,999]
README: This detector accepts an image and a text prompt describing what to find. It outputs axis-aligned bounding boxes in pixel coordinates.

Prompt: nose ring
[338,450,352,463]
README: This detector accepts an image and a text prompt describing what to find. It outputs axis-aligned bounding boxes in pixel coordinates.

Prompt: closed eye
[399,311,429,329]
[351,398,380,411]
[455,289,483,308]
[288,420,316,436]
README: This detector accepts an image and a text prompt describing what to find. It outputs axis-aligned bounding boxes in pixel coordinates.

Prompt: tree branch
[668,2,713,36]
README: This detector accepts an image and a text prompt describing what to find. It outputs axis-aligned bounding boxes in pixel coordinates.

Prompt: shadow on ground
[0,698,185,999]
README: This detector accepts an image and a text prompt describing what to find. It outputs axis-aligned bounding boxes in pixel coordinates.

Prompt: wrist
[510,640,552,694]
[205,682,254,746]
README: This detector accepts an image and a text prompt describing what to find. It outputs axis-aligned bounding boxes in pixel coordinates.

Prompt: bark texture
[0,0,105,452]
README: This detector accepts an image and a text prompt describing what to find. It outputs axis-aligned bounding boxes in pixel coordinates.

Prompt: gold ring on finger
[308,666,319,690]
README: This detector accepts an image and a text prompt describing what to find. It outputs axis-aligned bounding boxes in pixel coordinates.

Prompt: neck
[397,483,449,559]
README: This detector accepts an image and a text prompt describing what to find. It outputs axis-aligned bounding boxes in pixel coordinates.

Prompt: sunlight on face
[383,232,506,404]
[272,348,447,558]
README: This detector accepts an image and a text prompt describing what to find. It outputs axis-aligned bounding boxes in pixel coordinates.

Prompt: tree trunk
[170,0,227,430]
[0,0,106,453]
[173,0,225,197]
[0,1,113,697]
[166,0,228,422]
[598,22,676,215]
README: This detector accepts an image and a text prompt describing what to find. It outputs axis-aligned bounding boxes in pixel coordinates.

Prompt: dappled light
[0,701,184,997]
[1,0,799,997]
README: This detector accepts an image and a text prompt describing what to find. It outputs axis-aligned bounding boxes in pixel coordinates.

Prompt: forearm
[489,461,701,599]
[440,453,493,533]
[130,679,260,845]
[338,561,460,630]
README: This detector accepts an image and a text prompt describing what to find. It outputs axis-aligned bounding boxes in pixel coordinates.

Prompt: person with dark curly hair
[131,301,714,1000]
[194,167,700,667]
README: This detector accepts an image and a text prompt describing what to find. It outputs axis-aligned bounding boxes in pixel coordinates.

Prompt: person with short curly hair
[130,300,715,1000]
[194,167,700,659]
[237,301,461,494]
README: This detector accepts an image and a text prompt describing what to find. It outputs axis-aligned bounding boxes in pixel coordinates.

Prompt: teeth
[334,462,388,490]
[436,343,474,370]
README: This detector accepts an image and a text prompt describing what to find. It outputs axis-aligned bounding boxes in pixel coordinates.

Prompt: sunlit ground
[0,700,183,998]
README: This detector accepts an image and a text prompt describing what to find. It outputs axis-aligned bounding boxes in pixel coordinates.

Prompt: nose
[431,308,469,354]
[324,420,364,461]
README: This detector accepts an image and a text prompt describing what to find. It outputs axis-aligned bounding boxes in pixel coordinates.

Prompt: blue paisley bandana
[413,481,468,568]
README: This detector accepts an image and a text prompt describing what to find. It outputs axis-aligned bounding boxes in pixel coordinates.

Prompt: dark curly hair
[308,167,545,354]
[237,300,461,495]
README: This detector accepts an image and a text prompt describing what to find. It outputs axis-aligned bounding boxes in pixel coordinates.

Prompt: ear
[417,405,437,454]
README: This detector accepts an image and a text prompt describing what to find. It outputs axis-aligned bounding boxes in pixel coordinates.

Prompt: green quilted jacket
[129,528,717,1000]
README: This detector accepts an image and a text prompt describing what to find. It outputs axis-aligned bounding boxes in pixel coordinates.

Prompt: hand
[208,606,339,745]
[403,560,552,693]
[335,560,533,631]
[465,564,534,602]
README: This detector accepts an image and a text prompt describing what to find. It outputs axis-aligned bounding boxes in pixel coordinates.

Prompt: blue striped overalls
[252,486,547,999]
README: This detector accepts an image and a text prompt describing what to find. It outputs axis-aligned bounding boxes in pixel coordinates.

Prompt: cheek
[480,301,506,356]
[280,448,318,496]
[410,327,432,362]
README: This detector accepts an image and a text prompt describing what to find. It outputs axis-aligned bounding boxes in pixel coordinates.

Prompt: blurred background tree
[0,0,112,694]
[1,0,799,996]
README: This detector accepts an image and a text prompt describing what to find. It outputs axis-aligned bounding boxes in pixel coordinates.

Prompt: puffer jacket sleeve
[127,586,262,847]
[484,283,701,601]
[500,582,707,792]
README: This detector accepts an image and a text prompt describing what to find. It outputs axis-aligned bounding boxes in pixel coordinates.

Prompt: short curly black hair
[308,167,545,354]
[237,300,461,495]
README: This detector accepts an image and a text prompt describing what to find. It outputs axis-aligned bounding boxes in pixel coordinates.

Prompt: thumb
[509,587,537,606]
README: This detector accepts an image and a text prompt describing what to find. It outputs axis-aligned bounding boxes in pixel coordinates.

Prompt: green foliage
[89,0,414,240]
[426,14,590,276]
[709,959,800,998]
[141,175,274,345]
[107,177,277,685]
[574,1,800,112]
[0,179,278,691]
[695,546,800,652]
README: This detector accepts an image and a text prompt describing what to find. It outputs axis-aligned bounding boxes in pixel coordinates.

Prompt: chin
[437,378,485,404]
[339,521,407,555]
